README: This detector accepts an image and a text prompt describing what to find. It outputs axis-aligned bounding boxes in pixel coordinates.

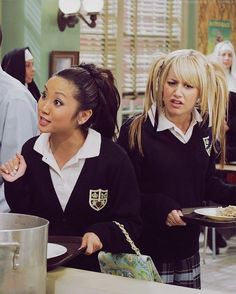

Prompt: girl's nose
[174,84,183,97]
[41,101,50,114]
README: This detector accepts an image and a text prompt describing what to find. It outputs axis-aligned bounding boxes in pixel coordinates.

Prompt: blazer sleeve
[117,122,181,226]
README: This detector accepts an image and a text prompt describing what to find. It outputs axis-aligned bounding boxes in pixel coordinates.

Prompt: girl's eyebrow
[44,85,66,97]
[55,91,66,97]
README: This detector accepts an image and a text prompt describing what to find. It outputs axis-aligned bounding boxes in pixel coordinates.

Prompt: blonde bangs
[170,57,204,90]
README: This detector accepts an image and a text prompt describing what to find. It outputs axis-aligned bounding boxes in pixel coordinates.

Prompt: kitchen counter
[216,164,236,172]
[47,267,224,294]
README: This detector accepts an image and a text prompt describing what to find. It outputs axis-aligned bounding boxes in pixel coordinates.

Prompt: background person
[0,64,142,272]
[0,26,38,212]
[210,40,236,93]
[117,49,236,288]
[2,46,41,101]
[209,40,236,163]
[208,40,236,250]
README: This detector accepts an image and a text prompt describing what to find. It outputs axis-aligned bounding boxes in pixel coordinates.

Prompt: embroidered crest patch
[203,136,212,156]
[89,189,108,211]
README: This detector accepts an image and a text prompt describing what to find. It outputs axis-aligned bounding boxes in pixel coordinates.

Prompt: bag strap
[113,221,141,256]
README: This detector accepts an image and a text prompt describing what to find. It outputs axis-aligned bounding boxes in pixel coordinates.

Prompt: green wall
[186,0,198,49]
[0,0,198,90]
[1,0,81,90]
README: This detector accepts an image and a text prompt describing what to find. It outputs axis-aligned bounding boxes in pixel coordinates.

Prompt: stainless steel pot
[0,213,49,294]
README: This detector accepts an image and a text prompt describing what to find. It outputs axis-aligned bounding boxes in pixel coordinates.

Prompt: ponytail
[208,61,228,164]
[89,67,120,139]
[55,64,120,140]
[129,53,166,154]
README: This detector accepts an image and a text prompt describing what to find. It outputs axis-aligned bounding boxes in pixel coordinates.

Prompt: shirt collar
[34,128,101,160]
[148,103,203,132]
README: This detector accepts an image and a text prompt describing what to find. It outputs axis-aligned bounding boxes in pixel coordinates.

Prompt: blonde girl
[118,49,236,288]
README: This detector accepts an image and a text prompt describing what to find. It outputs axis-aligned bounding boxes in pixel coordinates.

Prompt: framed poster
[208,20,231,54]
[49,51,80,77]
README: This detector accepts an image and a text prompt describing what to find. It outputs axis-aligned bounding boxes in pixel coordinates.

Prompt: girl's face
[163,68,199,121]
[218,49,233,70]
[25,59,34,83]
[38,76,80,135]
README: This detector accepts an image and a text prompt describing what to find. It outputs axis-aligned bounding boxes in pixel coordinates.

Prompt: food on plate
[216,205,236,217]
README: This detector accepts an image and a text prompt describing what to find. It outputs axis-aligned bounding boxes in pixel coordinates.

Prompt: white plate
[47,243,67,259]
[194,208,236,221]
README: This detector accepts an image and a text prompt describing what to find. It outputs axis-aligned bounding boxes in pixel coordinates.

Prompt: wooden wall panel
[198,0,236,54]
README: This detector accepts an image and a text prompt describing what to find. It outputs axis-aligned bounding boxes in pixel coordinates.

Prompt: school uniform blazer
[118,116,236,262]
[5,136,142,254]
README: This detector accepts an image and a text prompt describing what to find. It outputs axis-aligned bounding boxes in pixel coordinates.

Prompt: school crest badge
[203,136,212,156]
[89,189,108,211]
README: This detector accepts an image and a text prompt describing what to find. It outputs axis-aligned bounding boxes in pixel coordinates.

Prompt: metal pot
[0,213,49,294]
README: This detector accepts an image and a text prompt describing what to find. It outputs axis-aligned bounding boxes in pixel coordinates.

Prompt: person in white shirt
[0,25,38,212]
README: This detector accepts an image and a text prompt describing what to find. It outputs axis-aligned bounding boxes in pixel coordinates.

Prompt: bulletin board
[207,19,231,54]
[197,0,236,54]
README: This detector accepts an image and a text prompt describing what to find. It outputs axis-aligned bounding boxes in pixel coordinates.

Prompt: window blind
[79,1,117,72]
[79,0,182,123]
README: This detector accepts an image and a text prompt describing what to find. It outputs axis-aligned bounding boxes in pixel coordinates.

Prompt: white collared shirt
[148,104,203,143]
[34,128,101,210]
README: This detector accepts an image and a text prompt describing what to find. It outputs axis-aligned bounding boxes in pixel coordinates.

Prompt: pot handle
[0,242,20,269]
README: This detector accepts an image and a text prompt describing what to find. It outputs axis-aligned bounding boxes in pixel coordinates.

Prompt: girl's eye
[54,99,63,106]
[26,63,33,68]
[167,80,176,86]
[184,84,193,89]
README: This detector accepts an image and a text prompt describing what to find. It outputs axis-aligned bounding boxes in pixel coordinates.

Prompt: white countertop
[216,164,236,172]
[46,267,224,294]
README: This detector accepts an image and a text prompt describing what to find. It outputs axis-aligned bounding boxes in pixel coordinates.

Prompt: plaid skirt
[155,252,201,289]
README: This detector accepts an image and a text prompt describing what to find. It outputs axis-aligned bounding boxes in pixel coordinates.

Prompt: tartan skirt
[155,252,201,289]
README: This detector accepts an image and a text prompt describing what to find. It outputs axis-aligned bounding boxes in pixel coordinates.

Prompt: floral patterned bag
[98,221,162,283]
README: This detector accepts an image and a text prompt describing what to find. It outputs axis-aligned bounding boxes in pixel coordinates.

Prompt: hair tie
[79,63,104,90]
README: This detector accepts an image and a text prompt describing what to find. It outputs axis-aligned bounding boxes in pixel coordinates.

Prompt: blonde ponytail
[208,62,228,164]
[129,53,166,154]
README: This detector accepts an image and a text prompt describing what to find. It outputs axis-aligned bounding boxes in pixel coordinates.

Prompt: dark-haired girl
[0,64,141,271]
